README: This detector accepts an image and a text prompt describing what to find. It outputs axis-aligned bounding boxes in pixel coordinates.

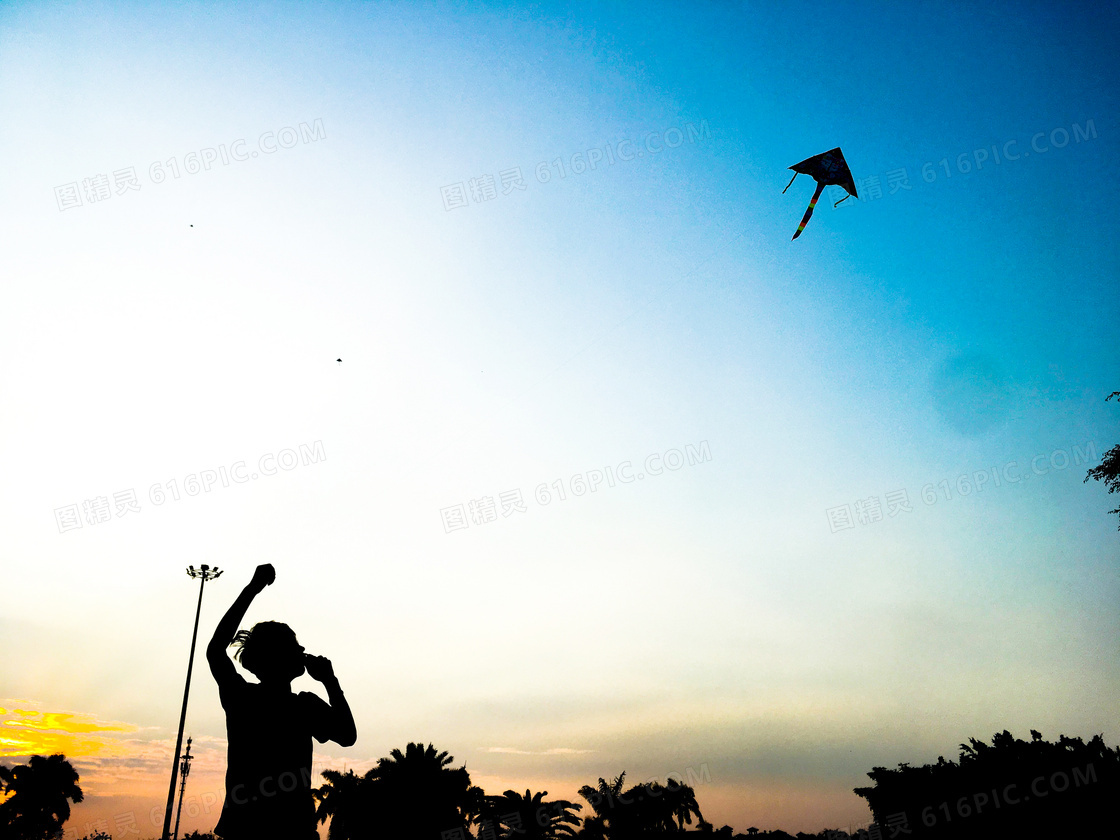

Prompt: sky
[1,0,1118,835]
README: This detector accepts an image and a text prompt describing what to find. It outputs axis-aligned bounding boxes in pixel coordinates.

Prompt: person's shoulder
[217,670,251,703]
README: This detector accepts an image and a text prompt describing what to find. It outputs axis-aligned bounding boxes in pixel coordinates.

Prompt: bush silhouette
[854,729,1120,838]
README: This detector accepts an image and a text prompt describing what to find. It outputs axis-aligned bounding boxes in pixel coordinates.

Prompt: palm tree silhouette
[577,775,640,840]
[314,769,370,840]
[576,773,627,839]
[657,780,703,831]
[576,772,704,838]
[479,788,581,838]
[315,743,480,839]
[0,754,84,840]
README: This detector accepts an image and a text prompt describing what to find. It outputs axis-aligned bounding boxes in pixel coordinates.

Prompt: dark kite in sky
[783,147,858,239]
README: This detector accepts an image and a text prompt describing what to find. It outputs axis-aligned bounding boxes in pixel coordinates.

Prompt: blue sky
[1,1,1118,834]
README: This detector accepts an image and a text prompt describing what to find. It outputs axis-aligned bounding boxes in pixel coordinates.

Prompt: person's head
[231,621,305,683]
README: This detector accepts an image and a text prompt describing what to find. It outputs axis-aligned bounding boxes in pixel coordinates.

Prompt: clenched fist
[249,564,276,592]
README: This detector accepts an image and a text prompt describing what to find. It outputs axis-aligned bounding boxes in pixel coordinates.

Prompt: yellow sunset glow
[0,705,137,760]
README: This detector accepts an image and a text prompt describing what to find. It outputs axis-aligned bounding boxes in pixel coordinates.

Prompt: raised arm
[207,564,274,681]
[305,656,357,747]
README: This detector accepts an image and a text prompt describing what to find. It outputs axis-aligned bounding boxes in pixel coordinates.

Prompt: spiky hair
[229,621,297,677]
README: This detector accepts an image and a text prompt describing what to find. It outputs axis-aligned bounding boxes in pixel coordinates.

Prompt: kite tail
[782,172,798,194]
[792,182,825,240]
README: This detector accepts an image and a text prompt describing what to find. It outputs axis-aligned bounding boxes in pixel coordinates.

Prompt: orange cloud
[0,702,138,761]
[0,701,209,802]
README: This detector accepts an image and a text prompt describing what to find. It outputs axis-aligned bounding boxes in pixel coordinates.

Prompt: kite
[782,147,858,239]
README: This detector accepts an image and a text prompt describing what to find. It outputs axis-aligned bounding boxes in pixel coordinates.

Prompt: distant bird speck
[336,358,342,364]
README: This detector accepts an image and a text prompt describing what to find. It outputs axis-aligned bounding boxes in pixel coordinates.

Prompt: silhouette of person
[207,564,356,840]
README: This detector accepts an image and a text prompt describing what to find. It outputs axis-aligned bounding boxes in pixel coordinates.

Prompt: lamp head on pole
[186,565,223,581]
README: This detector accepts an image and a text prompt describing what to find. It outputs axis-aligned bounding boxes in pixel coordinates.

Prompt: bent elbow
[205,642,231,670]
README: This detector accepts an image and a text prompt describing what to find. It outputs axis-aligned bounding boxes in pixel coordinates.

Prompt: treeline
[311,743,708,838]
[5,729,1118,840]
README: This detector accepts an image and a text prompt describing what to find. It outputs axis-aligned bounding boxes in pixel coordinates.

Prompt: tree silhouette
[653,779,703,831]
[0,754,83,840]
[1084,391,1120,528]
[372,742,482,836]
[576,772,704,838]
[314,743,480,839]
[854,729,1120,838]
[622,779,702,833]
[314,769,372,840]
[479,788,581,838]
[577,773,626,838]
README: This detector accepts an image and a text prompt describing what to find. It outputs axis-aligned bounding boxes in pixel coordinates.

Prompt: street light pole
[162,565,222,840]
